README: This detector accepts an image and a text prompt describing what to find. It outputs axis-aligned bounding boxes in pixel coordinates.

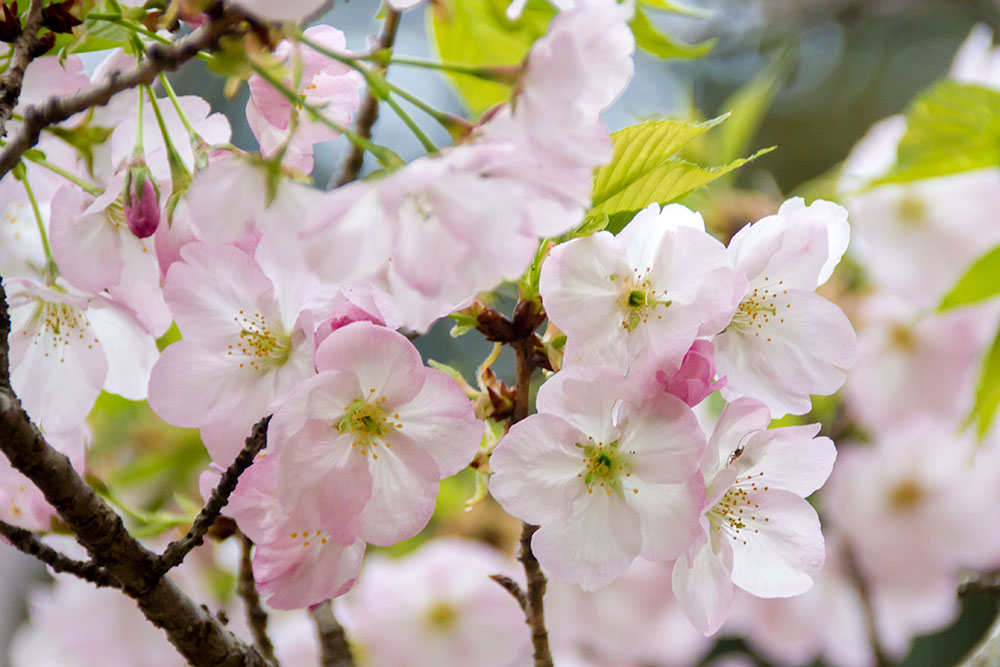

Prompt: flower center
[888,478,924,510]
[727,276,789,343]
[336,390,402,459]
[576,439,632,497]
[614,268,670,333]
[425,601,459,631]
[27,300,98,361]
[228,310,292,372]
[707,471,770,546]
[104,199,126,228]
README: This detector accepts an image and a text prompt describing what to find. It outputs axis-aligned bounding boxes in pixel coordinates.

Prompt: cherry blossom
[147,241,319,462]
[671,397,836,635]
[337,539,530,667]
[540,203,745,373]
[714,198,857,417]
[5,276,158,432]
[269,322,481,546]
[220,453,366,610]
[826,420,1000,593]
[246,25,363,173]
[489,365,706,590]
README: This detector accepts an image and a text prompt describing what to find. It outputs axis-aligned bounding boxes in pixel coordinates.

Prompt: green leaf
[712,49,793,166]
[429,0,554,115]
[630,6,714,60]
[640,0,713,17]
[589,116,773,227]
[939,244,1000,311]
[970,323,1000,438]
[871,81,1000,186]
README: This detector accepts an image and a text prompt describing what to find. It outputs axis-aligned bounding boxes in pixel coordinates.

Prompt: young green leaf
[970,322,1000,438]
[871,81,1000,186]
[939,243,1000,311]
[589,116,772,226]
[630,6,715,60]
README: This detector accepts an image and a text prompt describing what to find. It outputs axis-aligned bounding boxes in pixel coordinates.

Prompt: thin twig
[0,0,45,137]
[0,5,246,179]
[511,334,554,667]
[333,8,401,187]
[489,573,527,612]
[0,519,121,588]
[310,600,356,667]
[155,416,271,578]
[239,534,277,663]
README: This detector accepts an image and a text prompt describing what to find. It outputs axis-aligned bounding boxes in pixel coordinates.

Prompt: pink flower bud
[655,340,724,407]
[125,176,161,239]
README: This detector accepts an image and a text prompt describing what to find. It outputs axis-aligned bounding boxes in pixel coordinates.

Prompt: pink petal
[672,530,735,635]
[532,489,642,591]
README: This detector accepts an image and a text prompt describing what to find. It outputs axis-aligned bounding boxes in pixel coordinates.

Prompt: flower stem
[250,62,402,170]
[21,152,103,196]
[17,166,57,282]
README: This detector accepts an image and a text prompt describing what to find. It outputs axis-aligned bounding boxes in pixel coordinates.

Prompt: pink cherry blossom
[147,241,319,462]
[269,322,481,546]
[844,296,995,435]
[655,340,725,407]
[49,181,171,337]
[489,366,706,590]
[671,397,836,635]
[540,203,746,373]
[337,539,530,667]
[5,276,158,432]
[231,0,327,22]
[246,26,363,173]
[950,24,1000,89]
[477,0,633,212]
[826,421,1000,592]
[547,558,710,666]
[124,172,161,239]
[219,452,366,610]
[714,198,857,417]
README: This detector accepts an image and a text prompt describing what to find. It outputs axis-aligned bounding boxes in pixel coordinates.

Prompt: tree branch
[489,573,527,612]
[310,600,356,667]
[0,5,247,180]
[239,534,277,663]
[154,415,271,578]
[332,8,401,187]
[0,519,121,588]
[0,280,273,666]
[0,0,46,138]
[510,331,554,667]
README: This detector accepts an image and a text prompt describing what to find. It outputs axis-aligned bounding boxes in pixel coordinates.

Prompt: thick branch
[0,0,45,137]
[155,416,271,577]
[0,6,246,179]
[333,8,401,187]
[310,600,356,667]
[0,519,121,588]
[239,534,277,663]
[0,280,272,666]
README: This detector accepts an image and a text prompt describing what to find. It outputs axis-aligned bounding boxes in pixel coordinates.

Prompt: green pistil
[577,440,631,498]
[617,274,671,333]
[336,395,400,457]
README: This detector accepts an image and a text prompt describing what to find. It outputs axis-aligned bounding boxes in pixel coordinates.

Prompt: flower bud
[123,167,161,239]
[655,339,724,407]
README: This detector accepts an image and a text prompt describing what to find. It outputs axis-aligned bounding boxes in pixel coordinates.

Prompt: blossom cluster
[16,0,1000,663]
